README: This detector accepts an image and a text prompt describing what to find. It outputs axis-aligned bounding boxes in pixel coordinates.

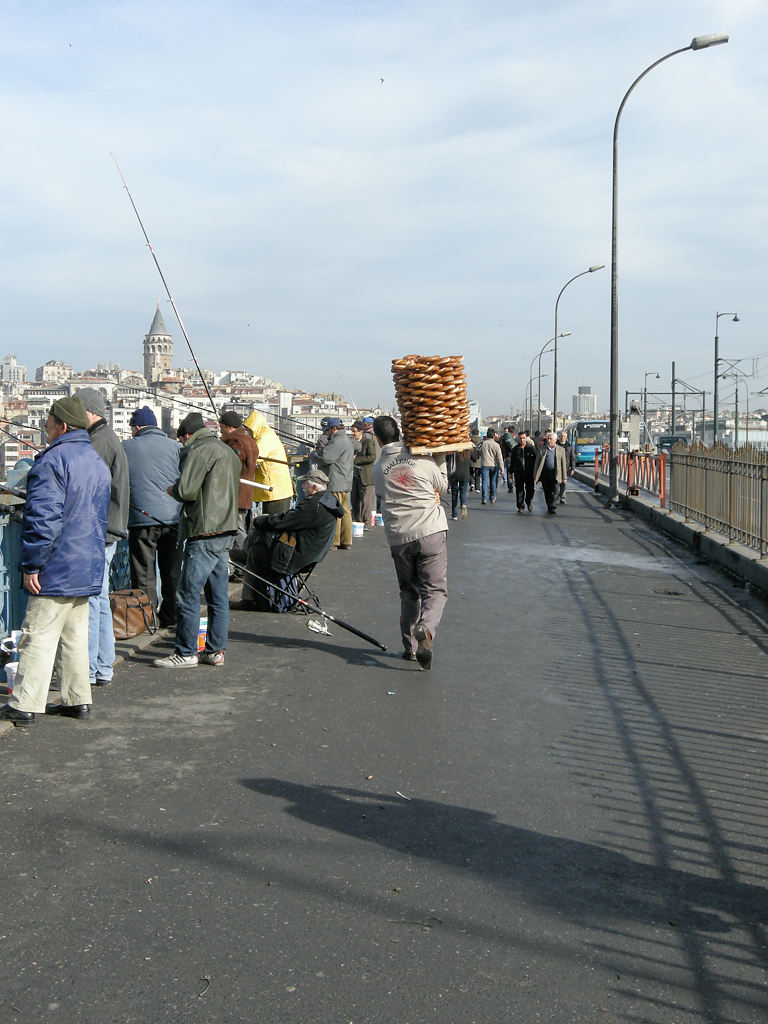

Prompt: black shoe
[229,599,258,611]
[46,702,91,720]
[401,650,417,662]
[414,624,433,671]
[93,678,111,687]
[0,703,35,727]
[547,507,557,515]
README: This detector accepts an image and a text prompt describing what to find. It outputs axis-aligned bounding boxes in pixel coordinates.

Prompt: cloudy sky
[1,0,765,419]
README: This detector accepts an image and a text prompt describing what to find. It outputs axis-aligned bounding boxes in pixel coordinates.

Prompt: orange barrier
[595,447,666,507]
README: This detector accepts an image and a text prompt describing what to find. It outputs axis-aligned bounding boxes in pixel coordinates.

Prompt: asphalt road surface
[2,479,767,1024]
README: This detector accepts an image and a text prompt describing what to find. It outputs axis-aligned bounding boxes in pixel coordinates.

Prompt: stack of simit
[391,354,471,451]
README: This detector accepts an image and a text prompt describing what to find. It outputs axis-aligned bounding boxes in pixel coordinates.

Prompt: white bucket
[4,662,18,694]
[352,521,365,538]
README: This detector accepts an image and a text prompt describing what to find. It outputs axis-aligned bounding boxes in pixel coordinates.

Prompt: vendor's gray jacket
[87,418,130,542]
[372,441,448,547]
[317,430,354,492]
[122,426,182,529]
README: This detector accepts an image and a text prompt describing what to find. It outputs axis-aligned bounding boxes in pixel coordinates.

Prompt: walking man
[479,427,505,505]
[153,412,240,669]
[122,406,182,628]
[509,430,537,513]
[534,431,568,515]
[556,430,575,504]
[0,396,110,726]
[371,415,448,670]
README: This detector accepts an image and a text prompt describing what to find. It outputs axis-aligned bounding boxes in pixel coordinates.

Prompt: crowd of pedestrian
[0,404,580,727]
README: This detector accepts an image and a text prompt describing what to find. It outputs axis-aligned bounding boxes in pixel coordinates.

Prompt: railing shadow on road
[244,779,768,1021]
[548,526,768,1022]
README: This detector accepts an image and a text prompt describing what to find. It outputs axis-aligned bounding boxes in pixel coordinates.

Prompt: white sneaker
[198,650,225,666]
[153,652,198,668]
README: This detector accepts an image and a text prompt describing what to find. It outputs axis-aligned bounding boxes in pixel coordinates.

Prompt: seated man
[231,468,344,611]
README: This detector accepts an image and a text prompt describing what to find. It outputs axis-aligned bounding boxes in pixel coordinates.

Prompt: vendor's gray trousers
[389,531,448,654]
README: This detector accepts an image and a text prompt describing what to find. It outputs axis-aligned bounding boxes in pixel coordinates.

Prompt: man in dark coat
[231,468,343,612]
[509,430,537,513]
[556,430,575,504]
[74,387,130,687]
[0,396,110,726]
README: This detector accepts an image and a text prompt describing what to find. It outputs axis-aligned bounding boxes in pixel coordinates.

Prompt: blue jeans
[481,466,499,502]
[88,541,117,682]
[450,480,468,517]
[175,535,234,656]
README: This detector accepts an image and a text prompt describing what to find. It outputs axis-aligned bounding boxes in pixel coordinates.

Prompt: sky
[1,0,766,420]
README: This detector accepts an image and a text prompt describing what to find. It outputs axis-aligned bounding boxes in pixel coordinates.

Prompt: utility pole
[671,361,676,433]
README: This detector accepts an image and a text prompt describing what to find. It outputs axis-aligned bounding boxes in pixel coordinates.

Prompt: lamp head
[560,331,572,338]
[691,33,729,50]
[588,264,605,273]
[733,314,740,323]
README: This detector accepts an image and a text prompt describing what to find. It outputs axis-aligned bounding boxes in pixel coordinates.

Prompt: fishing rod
[231,559,387,651]
[0,422,43,451]
[112,154,218,422]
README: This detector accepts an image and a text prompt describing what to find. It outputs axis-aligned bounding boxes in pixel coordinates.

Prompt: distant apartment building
[1,354,27,386]
[573,386,598,416]
[35,360,73,383]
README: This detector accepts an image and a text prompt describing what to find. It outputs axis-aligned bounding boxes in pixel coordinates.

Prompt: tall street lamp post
[713,311,739,444]
[643,371,660,445]
[530,332,571,435]
[553,265,604,433]
[609,33,729,503]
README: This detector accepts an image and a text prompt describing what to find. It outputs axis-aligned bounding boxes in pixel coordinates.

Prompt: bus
[570,419,610,464]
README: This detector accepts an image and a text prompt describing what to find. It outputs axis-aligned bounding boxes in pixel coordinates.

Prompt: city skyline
[1,2,765,416]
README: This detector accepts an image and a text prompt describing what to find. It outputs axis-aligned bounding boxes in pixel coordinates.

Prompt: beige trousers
[8,595,92,713]
[332,491,353,547]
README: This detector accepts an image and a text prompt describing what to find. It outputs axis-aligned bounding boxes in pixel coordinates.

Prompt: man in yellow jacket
[243,411,294,515]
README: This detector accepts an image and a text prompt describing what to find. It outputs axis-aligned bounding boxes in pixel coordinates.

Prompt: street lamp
[530,332,571,434]
[608,32,729,503]
[713,311,739,444]
[643,371,660,444]
[553,265,604,433]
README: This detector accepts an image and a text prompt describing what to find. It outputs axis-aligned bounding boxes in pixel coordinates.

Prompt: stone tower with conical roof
[143,303,173,383]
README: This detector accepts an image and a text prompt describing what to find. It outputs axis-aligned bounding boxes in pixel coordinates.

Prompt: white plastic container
[4,662,18,694]
[352,521,365,538]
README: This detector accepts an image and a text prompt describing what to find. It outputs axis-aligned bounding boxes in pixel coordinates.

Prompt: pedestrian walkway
[2,480,767,1023]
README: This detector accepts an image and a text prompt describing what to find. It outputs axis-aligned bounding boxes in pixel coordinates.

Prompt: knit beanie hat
[129,406,157,428]
[50,396,90,430]
[73,387,107,418]
[219,411,243,428]
[177,412,206,438]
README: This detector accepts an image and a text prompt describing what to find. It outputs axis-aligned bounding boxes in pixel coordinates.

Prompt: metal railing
[669,442,768,555]
[595,448,667,507]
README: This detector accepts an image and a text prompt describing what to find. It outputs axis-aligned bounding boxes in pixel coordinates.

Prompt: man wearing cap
[73,387,130,688]
[0,397,110,726]
[313,418,354,549]
[231,468,344,611]
[350,419,377,525]
[219,410,260,559]
[122,406,183,628]
[153,412,240,668]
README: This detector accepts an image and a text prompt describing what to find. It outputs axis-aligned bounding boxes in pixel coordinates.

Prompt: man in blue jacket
[0,396,110,726]
[123,406,182,628]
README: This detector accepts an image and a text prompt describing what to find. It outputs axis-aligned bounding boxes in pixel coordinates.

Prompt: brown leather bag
[109,589,158,640]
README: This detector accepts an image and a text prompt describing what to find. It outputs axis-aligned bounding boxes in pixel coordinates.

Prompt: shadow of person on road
[244,777,768,941]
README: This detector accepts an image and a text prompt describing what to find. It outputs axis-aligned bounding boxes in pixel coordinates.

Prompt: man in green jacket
[154,412,241,669]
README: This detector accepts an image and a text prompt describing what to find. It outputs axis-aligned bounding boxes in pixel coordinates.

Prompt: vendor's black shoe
[0,704,35,727]
[414,624,433,671]
[46,702,91,720]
